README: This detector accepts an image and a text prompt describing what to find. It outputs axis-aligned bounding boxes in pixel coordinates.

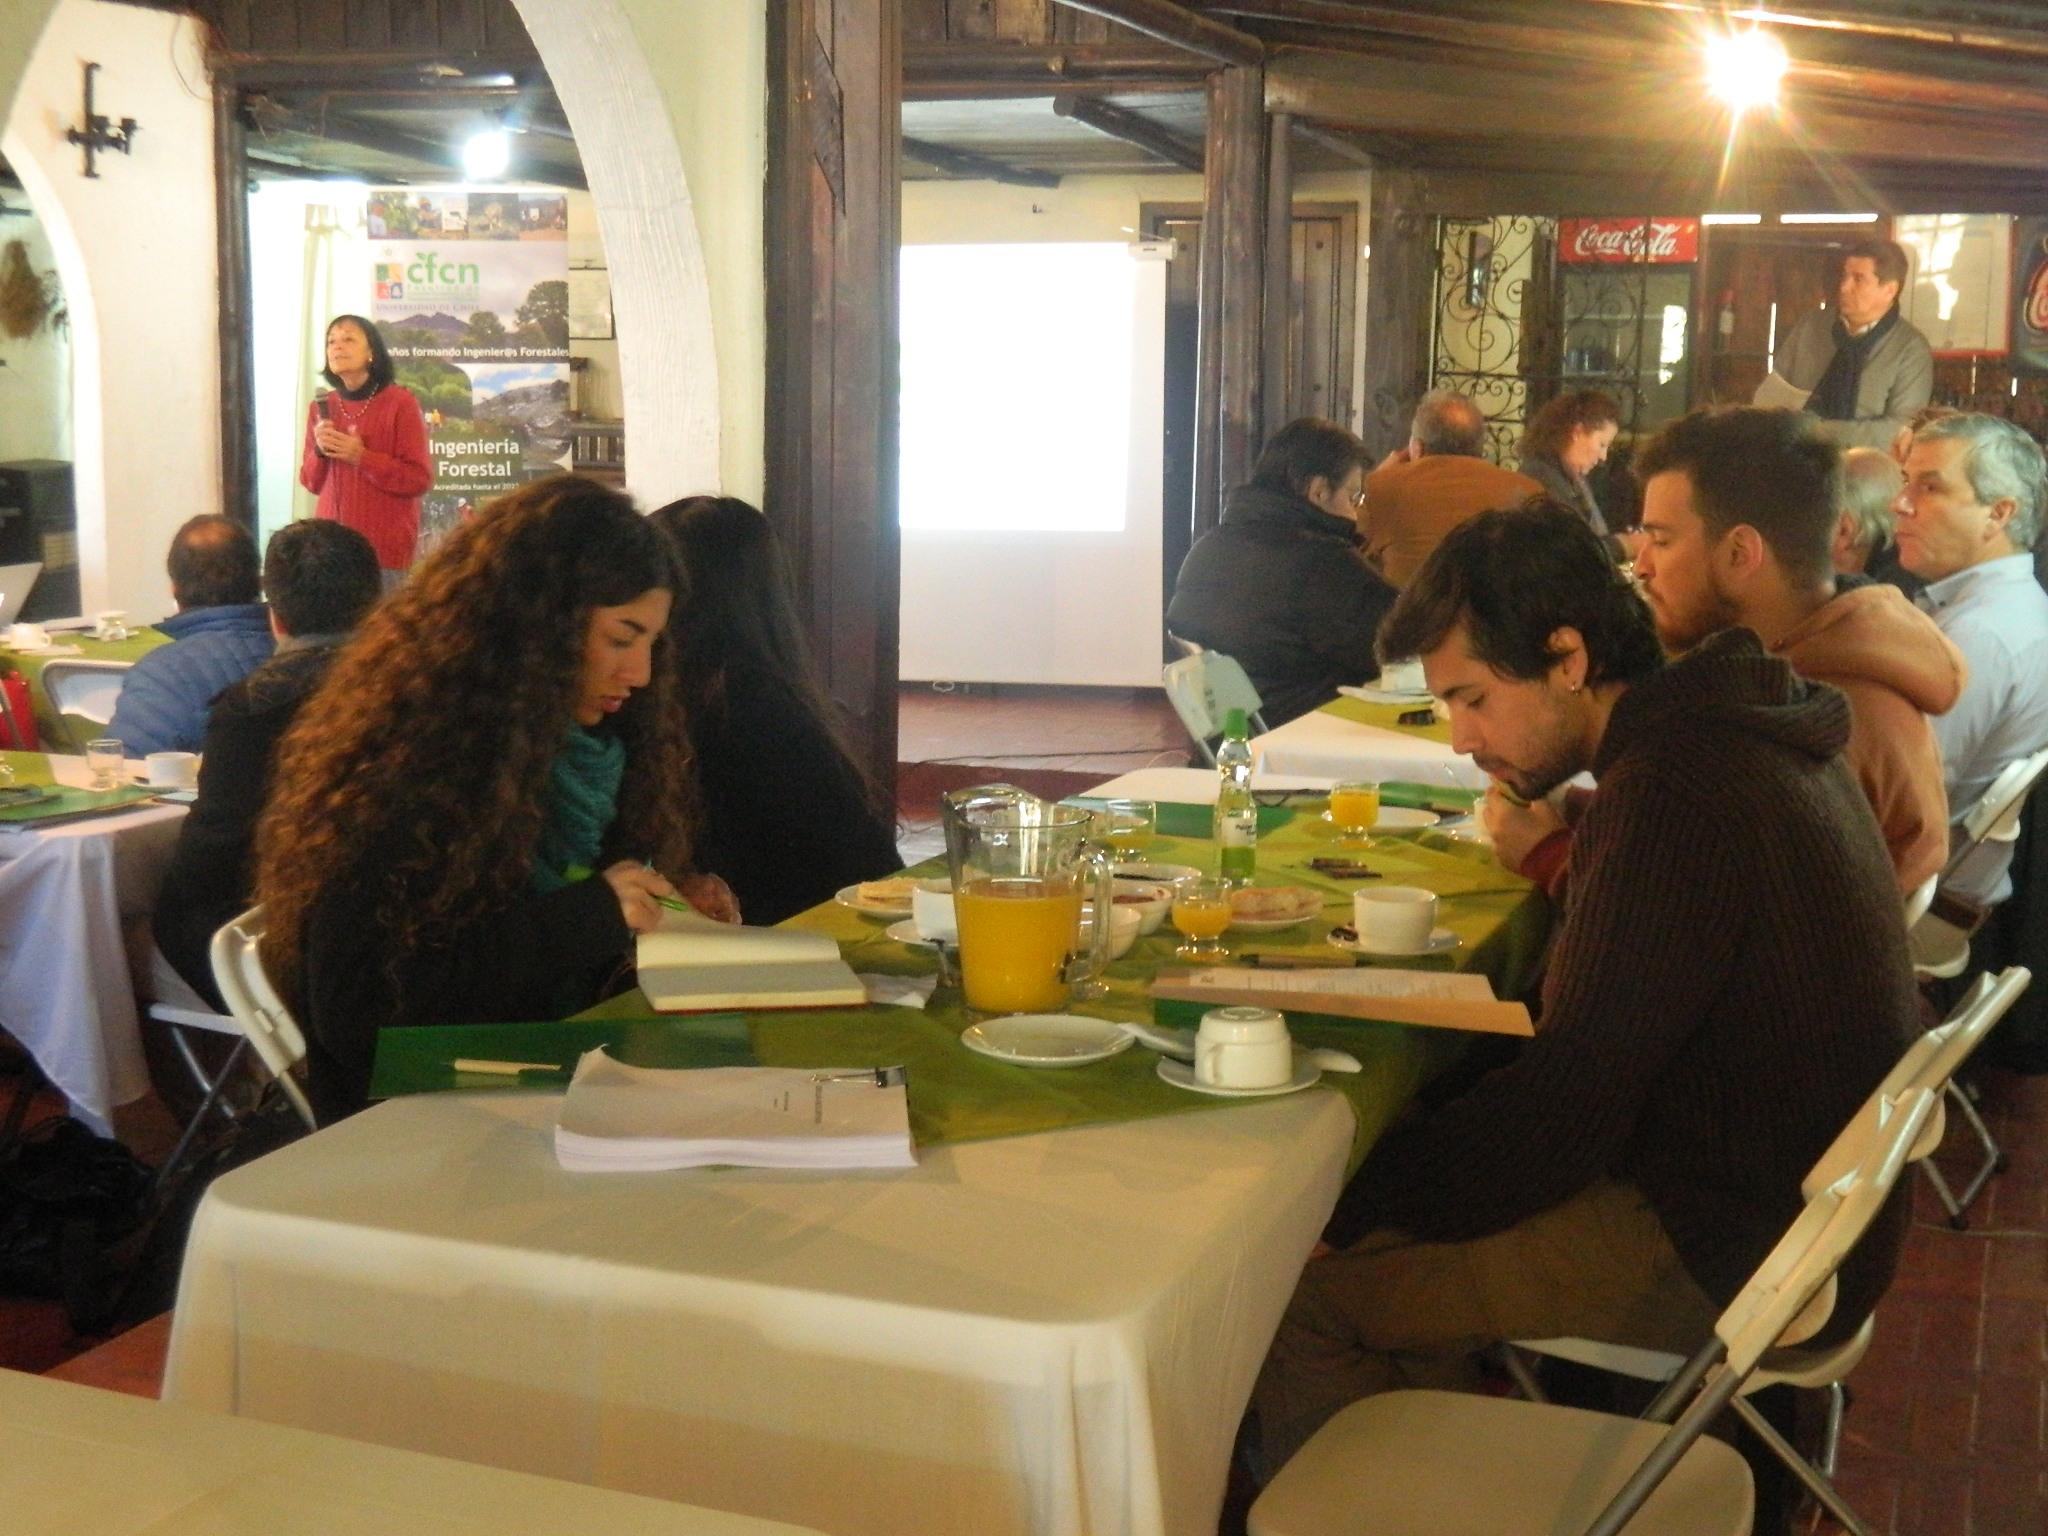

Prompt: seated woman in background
[1517,388,1621,536]
[651,496,900,924]
[256,476,734,1122]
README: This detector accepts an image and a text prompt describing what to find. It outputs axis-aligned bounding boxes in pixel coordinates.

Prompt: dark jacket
[152,640,344,1009]
[1518,452,1607,536]
[107,603,275,756]
[690,666,900,925]
[1165,484,1397,727]
[1329,630,1919,1329]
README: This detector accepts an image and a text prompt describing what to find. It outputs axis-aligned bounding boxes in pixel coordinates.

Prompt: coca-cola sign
[1558,217,1699,265]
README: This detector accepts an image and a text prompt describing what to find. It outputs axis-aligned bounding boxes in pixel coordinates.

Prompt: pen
[1243,952,1360,969]
[452,1058,565,1078]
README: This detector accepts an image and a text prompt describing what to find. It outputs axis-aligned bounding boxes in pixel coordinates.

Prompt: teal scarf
[530,726,626,893]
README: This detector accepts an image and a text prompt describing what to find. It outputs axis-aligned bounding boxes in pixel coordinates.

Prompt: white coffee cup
[1354,885,1438,953]
[1380,657,1427,692]
[910,878,957,942]
[1195,1005,1293,1089]
[145,751,200,790]
[7,622,48,650]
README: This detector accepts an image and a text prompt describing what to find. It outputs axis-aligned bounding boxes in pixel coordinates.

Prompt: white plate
[835,883,913,919]
[1327,926,1461,957]
[960,1014,1134,1068]
[1156,1053,1323,1098]
[883,918,945,947]
[1114,861,1203,885]
[1321,805,1441,834]
[1340,682,1434,705]
[1227,887,1330,932]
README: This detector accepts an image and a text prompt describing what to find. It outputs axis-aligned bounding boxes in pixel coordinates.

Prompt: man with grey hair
[1897,411,2048,903]
[1832,446,1904,576]
[1359,387,1541,589]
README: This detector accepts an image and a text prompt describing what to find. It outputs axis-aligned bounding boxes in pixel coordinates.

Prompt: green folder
[369,1013,755,1098]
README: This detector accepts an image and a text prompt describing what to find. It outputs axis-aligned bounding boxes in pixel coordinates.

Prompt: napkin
[860,973,937,1010]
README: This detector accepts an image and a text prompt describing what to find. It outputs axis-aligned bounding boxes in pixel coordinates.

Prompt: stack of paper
[553,1049,915,1172]
[637,902,866,1012]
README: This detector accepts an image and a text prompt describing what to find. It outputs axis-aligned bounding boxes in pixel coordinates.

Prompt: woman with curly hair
[255,475,734,1122]
[1517,388,1622,536]
[651,496,899,924]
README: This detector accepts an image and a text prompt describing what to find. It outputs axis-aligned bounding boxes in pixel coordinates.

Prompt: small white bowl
[1080,902,1144,960]
[1111,877,1174,935]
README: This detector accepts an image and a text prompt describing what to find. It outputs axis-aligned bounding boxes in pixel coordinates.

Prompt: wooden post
[213,87,257,534]
[1262,108,1293,439]
[1193,63,1266,531]
[1360,166,1436,458]
[1050,0,1262,66]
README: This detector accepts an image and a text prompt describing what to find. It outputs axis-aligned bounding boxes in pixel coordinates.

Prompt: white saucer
[1341,682,1433,706]
[1322,805,1440,834]
[960,1014,1134,1068]
[1156,1053,1322,1098]
[1327,927,1460,957]
[835,884,913,919]
[1114,861,1203,885]
[883,919,949,947]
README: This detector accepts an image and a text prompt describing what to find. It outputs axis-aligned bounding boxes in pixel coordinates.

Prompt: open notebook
[637,902,867,1012]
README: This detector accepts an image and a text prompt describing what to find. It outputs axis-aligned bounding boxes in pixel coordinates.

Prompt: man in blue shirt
[1896,413,2048,904]
[105,516,275,756]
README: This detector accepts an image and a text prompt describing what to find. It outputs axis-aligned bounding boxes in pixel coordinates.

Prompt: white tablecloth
[1086,766,1335,802]
[164,1088,1354,1536]
[2,1369,823,1535]
[1251,709,1485,789]
[0,755,186,1132]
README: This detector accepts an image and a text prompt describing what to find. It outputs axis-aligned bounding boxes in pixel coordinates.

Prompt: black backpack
[0,1117,155,1333]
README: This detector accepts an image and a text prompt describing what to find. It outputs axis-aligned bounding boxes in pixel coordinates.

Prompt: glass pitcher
[942,786,1114,1015]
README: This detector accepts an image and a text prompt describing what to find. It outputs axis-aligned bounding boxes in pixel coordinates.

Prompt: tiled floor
[4,686,2044,1536]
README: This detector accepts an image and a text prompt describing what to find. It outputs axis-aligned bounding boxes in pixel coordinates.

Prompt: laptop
[0,562,41,626]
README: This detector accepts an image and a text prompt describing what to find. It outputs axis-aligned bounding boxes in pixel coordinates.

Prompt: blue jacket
[106,603,275,756]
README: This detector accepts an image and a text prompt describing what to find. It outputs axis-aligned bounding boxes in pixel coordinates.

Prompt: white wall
[0,193,71,463]
[3,0,217,620]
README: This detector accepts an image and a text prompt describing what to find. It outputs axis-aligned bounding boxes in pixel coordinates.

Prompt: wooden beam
[215,90,257,538]
[1050,0,1263,66]
[906,77,1199,100]
[1290,120,1381,168]
[1192,63,1266,531]
[903,40,1201,77]
[1264,43,2048,173]
[902,136,1061,185]
[1052,94,1203,169]
[1261,109,1292,440]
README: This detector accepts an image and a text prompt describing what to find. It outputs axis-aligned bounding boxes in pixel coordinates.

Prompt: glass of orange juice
[1170,876,1233,961]
[1327,780,1382,843]
[944,792,1113,1014]
[1096,799,1156,865]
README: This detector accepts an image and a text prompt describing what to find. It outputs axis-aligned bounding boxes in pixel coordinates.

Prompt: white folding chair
[208,905,316,1130]
[1251,1088,1939,1536]
[1912,746,2048,981]
[39,657,132,752]
[1503,968,2029,1535]
[1161,651,1269,766]
[142,945,251,1188]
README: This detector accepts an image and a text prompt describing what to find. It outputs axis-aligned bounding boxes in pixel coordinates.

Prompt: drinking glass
[1170,876,1233,962]
[1327,780,1382,843]
[86,737,125,792]
[1096,799,1157,865]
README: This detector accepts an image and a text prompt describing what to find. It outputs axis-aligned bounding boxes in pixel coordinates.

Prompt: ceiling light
[462,128,511,181]
[1705,27,1788,115]
[1779,212,1880,224]
[1702,213,1764,225]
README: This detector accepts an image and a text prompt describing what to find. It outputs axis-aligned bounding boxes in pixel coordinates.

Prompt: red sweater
[299,385,433,570]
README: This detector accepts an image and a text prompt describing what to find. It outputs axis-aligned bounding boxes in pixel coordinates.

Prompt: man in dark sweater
[1249,503,1921,1473]
[1166,417,1396,726]
[152,520,381,1008]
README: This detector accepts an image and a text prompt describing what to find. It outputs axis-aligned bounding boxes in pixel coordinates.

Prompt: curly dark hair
[1378,499,1663,689]
[255,475,693,991]
[1520,388,1621,462]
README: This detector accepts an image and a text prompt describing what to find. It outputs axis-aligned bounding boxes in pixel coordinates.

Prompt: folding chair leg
[1919,1157,1965,1226]
[1496,1345,1549,1402]
[1730,1393,1873,1536]
[153,1037,249,1193]
[167,1025,244,1127]
[1937,1078,2005,1228]
[1820,1380,1845,1479]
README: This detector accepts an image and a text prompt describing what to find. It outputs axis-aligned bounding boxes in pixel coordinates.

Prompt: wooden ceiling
[903,0,2048,212]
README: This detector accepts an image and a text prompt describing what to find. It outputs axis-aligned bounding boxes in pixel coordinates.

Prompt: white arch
[511,0,723,505]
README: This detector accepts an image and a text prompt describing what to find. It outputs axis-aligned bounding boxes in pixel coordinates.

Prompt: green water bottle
[1214,708,1257,886]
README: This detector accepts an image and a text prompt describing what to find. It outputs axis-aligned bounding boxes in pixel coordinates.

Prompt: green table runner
[0,629,169,750]
[433,814,1547,1177]
[0,751,159,824]
[1316,693,1455,745]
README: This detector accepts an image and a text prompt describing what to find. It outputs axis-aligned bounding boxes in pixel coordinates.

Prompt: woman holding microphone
[300,314,433,591]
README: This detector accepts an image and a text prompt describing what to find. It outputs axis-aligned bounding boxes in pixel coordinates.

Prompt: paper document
[1151,964,1533,1037]
[1752,372,1812,411]
[636,903,866,1012]
[554,1050,915,1172]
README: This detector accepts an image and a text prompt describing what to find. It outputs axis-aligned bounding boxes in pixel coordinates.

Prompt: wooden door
[766,0,903,790]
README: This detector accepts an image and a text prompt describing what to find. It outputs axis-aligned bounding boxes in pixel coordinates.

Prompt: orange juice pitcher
[943,788,1113,1014]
